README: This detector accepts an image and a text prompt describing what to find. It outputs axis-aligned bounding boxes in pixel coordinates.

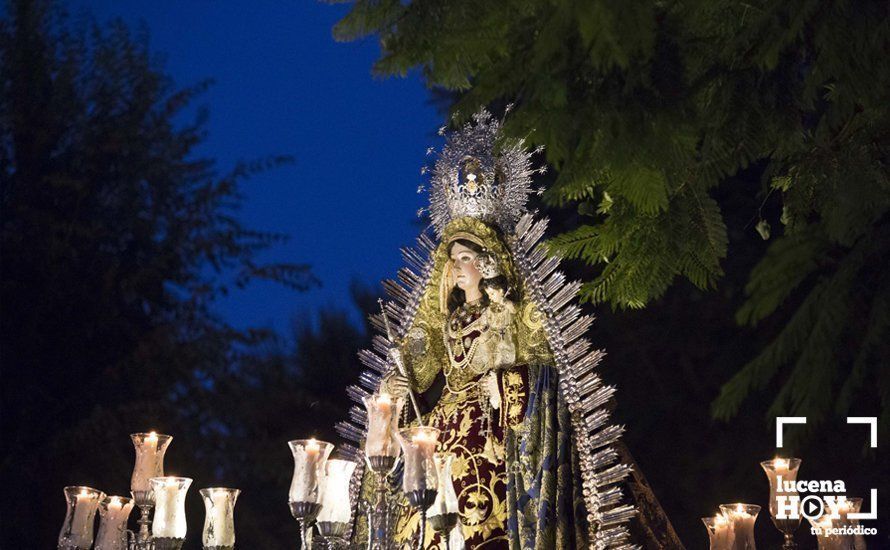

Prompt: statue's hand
[484,371,501,410]
[381,372,411,400]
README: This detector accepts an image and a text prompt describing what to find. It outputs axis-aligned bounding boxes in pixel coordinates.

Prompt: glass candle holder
[150,476,192,549]
[807,513,841,550]
[200,487,240,550]
[362,393,404,473]
[361,394,403,550]
[288,438,335,506]
[719,503,760,550]
[288,439,334,550]
[702,514,735,550]
[58,486,105,550]
[428,452,462,549]
[130,432,172,505]
[839,497,864,550]
[94,496,134,550]
[761,457,802,549]
[316,459,357,544]
[398,427,440,504]
[399,426,440,550]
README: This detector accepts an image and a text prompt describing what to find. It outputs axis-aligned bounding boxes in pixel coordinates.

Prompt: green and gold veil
[401,216,552,394]
[336,110,640,549]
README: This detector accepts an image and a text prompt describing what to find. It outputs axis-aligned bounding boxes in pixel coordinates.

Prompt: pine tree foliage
[333,0,890,430]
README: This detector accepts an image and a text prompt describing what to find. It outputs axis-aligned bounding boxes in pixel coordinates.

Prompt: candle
[200,488,240,548]
[713,513,735,549]
[58,486,104,549]
[71,489,93,539]
[288,439,334,504]
[95,496,134,550]
[130,432,172,502]
[363,393,403,458]
[719,503,760,550]
[151,477,191,540]
[703,514,735,550]
[317,460,357,524]
[398,427,440,494]
[303,439,320,499]
[760,457,801,536]
[209,491,230,540]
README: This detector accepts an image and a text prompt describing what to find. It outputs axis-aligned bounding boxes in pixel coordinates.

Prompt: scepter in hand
[378,299,425,425]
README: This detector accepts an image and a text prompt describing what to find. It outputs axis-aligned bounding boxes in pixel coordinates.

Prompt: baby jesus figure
[480,273,517,371]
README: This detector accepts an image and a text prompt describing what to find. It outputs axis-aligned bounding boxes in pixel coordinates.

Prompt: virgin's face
[449,242,483,292]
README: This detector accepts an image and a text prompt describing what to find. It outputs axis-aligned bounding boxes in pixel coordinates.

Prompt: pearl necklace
[445,303,490,371]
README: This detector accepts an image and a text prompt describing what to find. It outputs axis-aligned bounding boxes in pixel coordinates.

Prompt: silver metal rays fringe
[333,109,639,550]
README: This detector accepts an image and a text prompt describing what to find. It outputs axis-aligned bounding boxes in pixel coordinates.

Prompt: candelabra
[316,521,349,549]
[129,432,172,549]
[361,391,405,549]
[127,530,155,549]
[360,455,401,550]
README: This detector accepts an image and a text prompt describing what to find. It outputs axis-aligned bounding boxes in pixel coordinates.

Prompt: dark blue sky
[79,0,443,333]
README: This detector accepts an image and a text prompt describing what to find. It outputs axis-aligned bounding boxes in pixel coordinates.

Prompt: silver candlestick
[363,455,399,550]
[129,490,155,550]
[405,489,437,550]
[316,520,350,549]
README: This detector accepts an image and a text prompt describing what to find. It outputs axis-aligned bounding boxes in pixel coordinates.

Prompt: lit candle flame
[79,488,89,498]
[377,393,392,406]
[306,438,320,452]
[774,457,789,469]
[147,431,158,443]
[413,429,436,444]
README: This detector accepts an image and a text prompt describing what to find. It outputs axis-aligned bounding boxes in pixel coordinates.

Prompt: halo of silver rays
[427,110,537,237]
[334,111,638,550]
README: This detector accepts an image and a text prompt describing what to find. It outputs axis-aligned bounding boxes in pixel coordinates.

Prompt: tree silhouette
[0,1,318,546]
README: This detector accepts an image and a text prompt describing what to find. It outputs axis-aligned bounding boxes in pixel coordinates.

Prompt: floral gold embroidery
[501,370,526,428]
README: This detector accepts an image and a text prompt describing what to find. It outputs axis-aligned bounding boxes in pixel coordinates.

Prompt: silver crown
[427,109,541,235]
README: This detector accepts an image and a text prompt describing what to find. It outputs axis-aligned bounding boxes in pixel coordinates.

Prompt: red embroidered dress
[395,300,528,549]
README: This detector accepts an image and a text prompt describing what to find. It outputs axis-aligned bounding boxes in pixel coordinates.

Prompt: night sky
[78,0,443,332]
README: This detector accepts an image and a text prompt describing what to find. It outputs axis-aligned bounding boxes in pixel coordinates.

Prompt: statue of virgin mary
[336,111,673,550]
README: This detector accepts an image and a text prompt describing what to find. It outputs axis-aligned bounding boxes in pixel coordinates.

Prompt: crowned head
[428,109,541,236]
